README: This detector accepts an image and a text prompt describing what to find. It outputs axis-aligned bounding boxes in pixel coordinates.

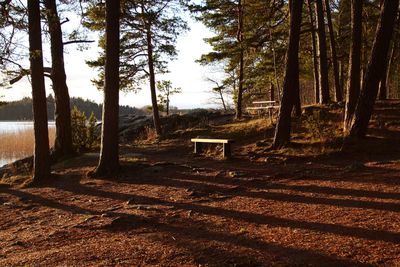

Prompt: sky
[0,14,227,110]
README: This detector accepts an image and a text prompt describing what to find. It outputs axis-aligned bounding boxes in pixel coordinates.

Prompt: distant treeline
[0,95,145,120]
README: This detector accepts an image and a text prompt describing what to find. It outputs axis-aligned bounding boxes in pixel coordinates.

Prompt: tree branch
[63,40,95,45]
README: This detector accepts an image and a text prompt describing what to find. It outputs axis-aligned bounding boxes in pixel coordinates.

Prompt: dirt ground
[1,102,400,266]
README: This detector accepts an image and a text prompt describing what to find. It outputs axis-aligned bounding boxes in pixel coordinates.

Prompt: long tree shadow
[100,211,371,267]
[114,165,400,213]
[0,185,372,266]
[34,175,400,245]
[152,166,400,201]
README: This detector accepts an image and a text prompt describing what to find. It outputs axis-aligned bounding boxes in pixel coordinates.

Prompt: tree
[206,77,231,111]
[44,0,73,158]
[235,0,244,119]
[84,0,187,137]
[315,0,330,103]
[344,0,363,133]
[272,0,303,148]
[324,0,342,102]
[92,0,120,177]
[28,0,51,182]
[157,80,181,115]
[307,0,320,103]
[349,0,399,138]
[379,13,399,100]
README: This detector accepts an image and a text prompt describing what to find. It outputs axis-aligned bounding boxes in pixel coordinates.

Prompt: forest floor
[1,101,400,266]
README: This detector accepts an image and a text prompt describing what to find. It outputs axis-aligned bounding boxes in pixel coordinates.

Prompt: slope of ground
[0,101,400,266]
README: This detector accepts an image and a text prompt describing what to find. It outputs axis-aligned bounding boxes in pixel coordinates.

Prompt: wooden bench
[191,138,234,158]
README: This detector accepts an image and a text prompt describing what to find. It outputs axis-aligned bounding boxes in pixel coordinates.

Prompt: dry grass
[0,128,55,164]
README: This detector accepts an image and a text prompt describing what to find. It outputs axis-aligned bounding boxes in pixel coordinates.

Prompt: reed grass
[0,128,56,164]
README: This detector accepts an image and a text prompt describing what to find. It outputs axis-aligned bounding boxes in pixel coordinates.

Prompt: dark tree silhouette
[272,0,303,148]
[28,0,50,182]
[44,0,73,158]
[349,0,399,138]
[92,0,120,177]
[344,0,363,133]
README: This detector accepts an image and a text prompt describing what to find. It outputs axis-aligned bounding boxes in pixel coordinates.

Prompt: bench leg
[223,143,231,159]
[194,142,202,154]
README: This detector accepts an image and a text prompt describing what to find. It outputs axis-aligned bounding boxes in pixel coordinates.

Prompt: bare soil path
[1,102,400,266]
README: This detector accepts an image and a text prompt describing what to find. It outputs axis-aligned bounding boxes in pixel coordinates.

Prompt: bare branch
[63,39,95,45]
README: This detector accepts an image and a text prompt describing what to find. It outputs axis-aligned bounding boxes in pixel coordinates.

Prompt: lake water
[0,121,55,167]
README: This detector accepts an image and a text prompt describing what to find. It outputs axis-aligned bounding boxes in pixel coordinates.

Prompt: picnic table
[246,100,280,118]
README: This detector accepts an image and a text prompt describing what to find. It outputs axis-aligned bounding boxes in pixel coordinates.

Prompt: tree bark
[315,0,330,103]
[93,0,120,176]
[307,0,320,103]
[272,0,303,148]
[235,0,244,119]
[349,0,399,138]
[324,0,342,102]
[344,0,363,133]
[28,0,51,182]
[379,14,399,100]
[146,24,162,136]
[270,82,275,102]
[44,0,73,158]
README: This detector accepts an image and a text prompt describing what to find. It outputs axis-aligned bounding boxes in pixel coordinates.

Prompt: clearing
[1,101,400,266]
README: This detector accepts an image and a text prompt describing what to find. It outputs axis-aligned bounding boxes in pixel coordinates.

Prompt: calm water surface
[0,121,55,167]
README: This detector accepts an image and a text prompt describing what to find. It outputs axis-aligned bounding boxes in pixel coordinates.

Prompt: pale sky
[1,15,229,110]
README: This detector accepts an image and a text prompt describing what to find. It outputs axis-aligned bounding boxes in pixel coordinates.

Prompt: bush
[71,106,97,152]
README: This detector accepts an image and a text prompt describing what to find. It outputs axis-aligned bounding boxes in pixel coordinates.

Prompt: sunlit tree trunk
[272,0,303,148]
[235,0,244,119]
[28,0,51,182]
[93,0,120,176]
[44,0,73,158]
[307,0,320,103]
[349,0,399,138]
[324,0,342,102]
[146,23,162,136]
[344,0,363,133]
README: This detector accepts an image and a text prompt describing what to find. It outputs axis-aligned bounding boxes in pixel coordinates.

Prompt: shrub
[71,106,97,152]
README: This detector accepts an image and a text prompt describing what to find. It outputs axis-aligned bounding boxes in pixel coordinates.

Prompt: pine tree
[28,0,51,183]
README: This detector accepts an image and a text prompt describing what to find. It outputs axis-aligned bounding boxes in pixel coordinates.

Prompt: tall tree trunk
[146,24,162,135]
[272,0,303,148]
[378,50,389,100]
[93,0,120,176]
[344,0,363,133]
[28,0,51,182]
[379,14,399,100]
[349,0,399,138]
[166,92,170,116]
[307,0,320,103]
[270,82,275,101]
[219,89,227,111]
[324,0,342,102]
[44,0,73,158]
[315,0,330,103]
[235,0,244,119]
